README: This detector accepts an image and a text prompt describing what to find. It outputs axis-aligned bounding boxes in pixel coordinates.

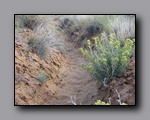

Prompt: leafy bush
[79,33,135,86]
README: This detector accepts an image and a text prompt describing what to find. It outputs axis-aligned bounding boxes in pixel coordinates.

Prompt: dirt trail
[15,29,98,105]
[46,39,98,105]
[48,37,135,105]
[15,28,135,105]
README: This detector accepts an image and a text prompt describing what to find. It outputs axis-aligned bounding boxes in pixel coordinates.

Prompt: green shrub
[79,33,135,86]
[94,100,127,105]
[37,74,49,83]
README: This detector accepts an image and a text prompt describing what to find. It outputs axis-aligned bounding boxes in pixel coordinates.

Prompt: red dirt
[93,57,135,105]
[15,28,135,105]
[15,29,97,105]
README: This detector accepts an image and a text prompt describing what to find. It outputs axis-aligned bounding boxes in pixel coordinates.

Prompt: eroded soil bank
[15,29,135,105]
[15,29,97,105]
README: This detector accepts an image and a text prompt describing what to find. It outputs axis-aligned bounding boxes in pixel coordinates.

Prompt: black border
[14,14,137,108]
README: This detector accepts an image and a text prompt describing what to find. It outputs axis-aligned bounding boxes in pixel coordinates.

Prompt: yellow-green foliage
[94,100,110,105]
[94,100,128,105]
[79,33,135,85]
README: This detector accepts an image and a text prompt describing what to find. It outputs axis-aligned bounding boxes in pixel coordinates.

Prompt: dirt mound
[94,57,135,105]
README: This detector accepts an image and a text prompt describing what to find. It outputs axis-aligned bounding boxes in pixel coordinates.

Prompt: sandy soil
[15,29,97,105]
[15,28,135,105]
[46,40,98,105]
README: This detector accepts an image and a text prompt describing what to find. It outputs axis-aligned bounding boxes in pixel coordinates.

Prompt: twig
[67,95,77,105]
[108,97,111,105]
[102,78,109,87]
[116,89,122,105]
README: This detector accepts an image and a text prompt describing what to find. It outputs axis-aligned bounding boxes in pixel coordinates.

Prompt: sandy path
[15,28,135,105]
[47,40,98,105]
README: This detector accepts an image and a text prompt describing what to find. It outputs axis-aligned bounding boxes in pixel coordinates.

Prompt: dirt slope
[94,57,135,105]
[46,40,97,105]
[15,28,135,105]
[15,29,97,105]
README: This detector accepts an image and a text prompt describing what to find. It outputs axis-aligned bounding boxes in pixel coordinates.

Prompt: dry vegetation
[15,15,135,105]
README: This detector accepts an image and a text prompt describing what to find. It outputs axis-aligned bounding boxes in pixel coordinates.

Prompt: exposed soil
[94,57,135,105]
[15,29,97,105]
[15,28,135,105]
